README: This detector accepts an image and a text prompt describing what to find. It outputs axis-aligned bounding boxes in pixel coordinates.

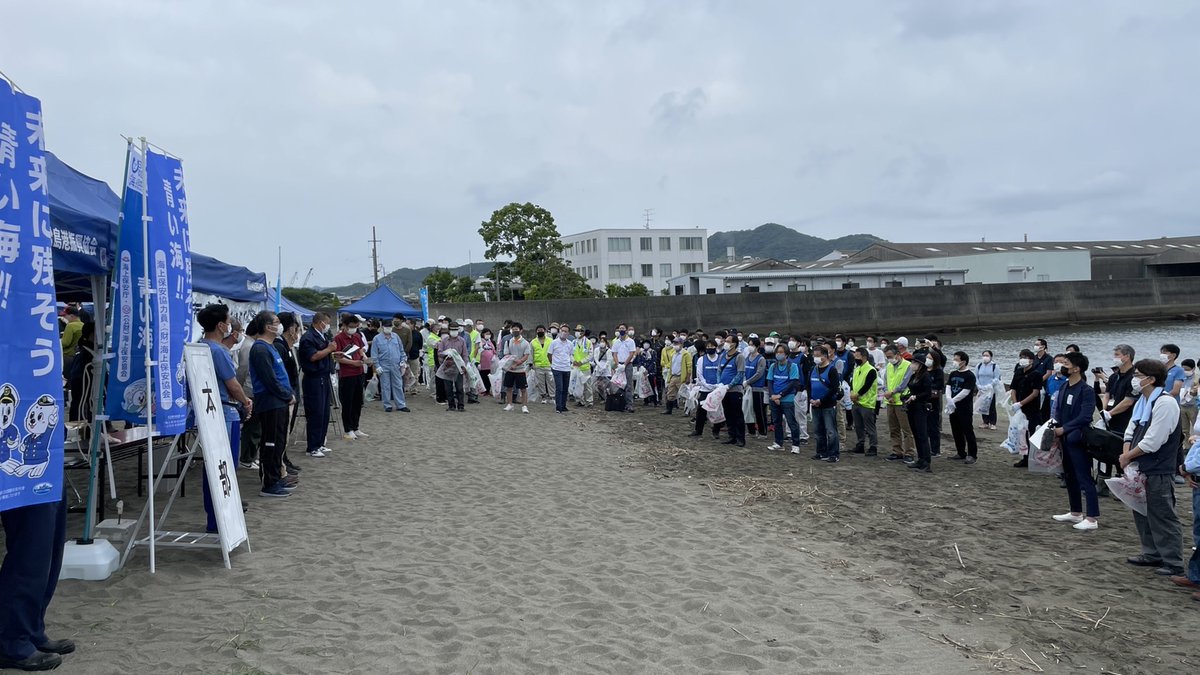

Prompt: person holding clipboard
[333,314,370,441]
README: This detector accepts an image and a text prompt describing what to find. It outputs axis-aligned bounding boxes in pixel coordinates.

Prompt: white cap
[748,333,759,339]
[896,336,909,347]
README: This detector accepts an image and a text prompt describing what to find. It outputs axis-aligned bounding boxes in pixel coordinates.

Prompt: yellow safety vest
[851,362,878,409]
[885,359,910,406]
[572,339,592,372]
[531,337,552,368]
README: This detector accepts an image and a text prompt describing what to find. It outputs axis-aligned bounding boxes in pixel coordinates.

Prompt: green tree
[281,287,341,309]
[478,202,593,300]
[422,268,457,303]
[623,282,650,297]
[450,275,485,303]
[604,283,626,298]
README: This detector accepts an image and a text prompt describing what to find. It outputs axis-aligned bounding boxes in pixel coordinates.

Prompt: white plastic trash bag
[742,389,756,425]
[1105,463,1148,516]
[684,385,700,416]
[635,368,654,400]
[1028,421,1054,454]
[612,366,628,390]
[569,367,587,399]
[702,385,728,424]
[1000,409,1029,455]
[839,382,853,410]
[973,387,994,414]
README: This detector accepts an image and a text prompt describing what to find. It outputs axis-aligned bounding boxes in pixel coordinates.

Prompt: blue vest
[769,362,798,398]
[810,364,834,401]
[745,354,763,385]
[717,354,740,386]
[700,355,722,385]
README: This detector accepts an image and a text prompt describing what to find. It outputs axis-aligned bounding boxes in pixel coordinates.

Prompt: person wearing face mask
[924,349,946,458]
[1097,344,1137,435]
[548,322,560,340]
[435,322,470,411]
[832,335,854,441]
[743,340,768,437]
[197,304,255,531]
[1159,344,1187,485]
[1178,359,1197,450]
[866,336,886,381]
[334,314,369,439]
[402,317,423,394]
[716,336,748,446]
[767,344,803,453]
[1048,352,1100,530]
[849,347,879,457]
[787,336,812,445]
[635,339,661,407]
[809,345,843,462]
[975,351,999,429]
[371,319,409,413]
[298,312,341,458]
[570,325,594,408]
[660,336,691,415]
[235,321,263,469]
[946,351,979,464]
[246,311,296,498]
[548,326,575,413]
[274,313,303,482]
[690,341,725,438]
[477,328,497,396]
[501,323,531,413]
[592,332,613,403]
[1120,359,1184,576]
[530,325,555,405]
[613,324,639,413]
[902,351,934,473]
[881,345,915,463]
[425,323,445,402]
[1010,349,1044,468]
[1042,354,1070,426]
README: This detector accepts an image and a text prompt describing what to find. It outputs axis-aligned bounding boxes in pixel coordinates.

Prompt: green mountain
[322,262,494,298]
[707,223,885,262]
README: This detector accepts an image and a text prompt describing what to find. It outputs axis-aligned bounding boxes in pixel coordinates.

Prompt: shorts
[503,371,528,390]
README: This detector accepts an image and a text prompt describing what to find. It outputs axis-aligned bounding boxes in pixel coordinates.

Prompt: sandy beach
[6,393,1194,674]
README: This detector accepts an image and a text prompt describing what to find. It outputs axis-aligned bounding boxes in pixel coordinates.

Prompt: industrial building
[668,260,966,296]
[560,228,709,293]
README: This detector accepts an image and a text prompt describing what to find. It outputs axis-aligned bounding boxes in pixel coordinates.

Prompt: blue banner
[419,286,429,322]
[0,81,64,511]
[105,143,193,435]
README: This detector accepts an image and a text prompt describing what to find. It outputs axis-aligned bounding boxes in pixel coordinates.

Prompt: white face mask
[628,330,635,337]
[382,326,393,335]
[889,357,899,366]
[550,328,558,336]
[1112,357,1122,367]
[835,341,844,349]
[1185,369,1195,377]
[270,324,283,336]
[347,327,358,335]
[925,357,934,368]
[222,322,233,339]
[981,355,991,363]
[450,329,460,337]
[476,324,484,331]
[1130,376,1145,391]
[787,341,798,351]
[1158,354,1170,363]
[1018,358,1031,368]
[815,356,826,366]
[953,361,963,370]
[575,331,582,338]
[1033,344,1043,352]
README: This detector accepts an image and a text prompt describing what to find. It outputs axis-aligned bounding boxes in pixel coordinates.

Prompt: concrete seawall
[431,277,1200,336]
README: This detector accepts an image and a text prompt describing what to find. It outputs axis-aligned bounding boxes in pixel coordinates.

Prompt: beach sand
[5,393,1194,673]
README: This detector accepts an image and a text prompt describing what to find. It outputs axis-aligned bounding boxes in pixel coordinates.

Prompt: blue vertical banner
[419,286,429,322]
[0,80,64,511]
[105,143,193,435]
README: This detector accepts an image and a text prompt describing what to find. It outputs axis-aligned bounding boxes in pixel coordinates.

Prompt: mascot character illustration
[122,378,149,417]
[15,394,59,479]
[0,383,21,474]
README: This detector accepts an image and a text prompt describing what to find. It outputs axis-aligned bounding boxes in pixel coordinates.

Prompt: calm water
[930,321,1200,377]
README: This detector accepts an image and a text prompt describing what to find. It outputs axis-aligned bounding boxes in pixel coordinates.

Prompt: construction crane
[301,267,314,288]
[288,271,300,286]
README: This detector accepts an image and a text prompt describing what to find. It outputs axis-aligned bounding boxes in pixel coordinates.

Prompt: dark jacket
[249,340,294,412]
[1052,379,1096,447]
[274,336,299,391]
[298,327,332,376]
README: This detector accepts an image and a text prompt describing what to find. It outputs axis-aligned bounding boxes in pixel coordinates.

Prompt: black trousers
[339,374,364,432]
[949,404,978,458]
[0,498,66,660]
[723,392,746,443]
[748,391,768,433]
[258,406,288,490]
[907,403,932,463]
[302,373,331,452]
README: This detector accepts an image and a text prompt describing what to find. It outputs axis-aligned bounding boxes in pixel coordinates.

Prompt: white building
[560,228,709,294]
[667,259,967,295]
[839,244,1091,283]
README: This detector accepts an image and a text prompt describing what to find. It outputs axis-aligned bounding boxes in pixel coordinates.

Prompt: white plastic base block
[60,539,121,581]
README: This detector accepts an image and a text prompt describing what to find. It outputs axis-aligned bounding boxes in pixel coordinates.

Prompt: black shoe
[736,440,746,448]
[1126,555,1164,567]
[884,453,906,462]
[688,431,702,437]
[399,407,411,412]
[930,450,941,457]
[1014,458,1029,468]
[1155,566,1186,576]
[950,455,966,461]
[964,456,977,465]
[824,455,840,463]
[810,454,826,461]
[241,500,249,513]
[711,428,719,439]
[908,461,932,473]
[34,640,74,656]
[865,449,877,457]
[722,438,738,445]
[852,447,865,454]
[0,651,62,671]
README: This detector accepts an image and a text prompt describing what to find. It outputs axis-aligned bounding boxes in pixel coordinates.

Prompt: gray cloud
[3,0,1197,285]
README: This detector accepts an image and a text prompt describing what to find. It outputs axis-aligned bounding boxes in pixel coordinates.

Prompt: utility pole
[369,226,382,288]
[643,208,654,229]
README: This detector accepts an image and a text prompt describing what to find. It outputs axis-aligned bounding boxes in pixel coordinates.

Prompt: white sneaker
[522,405,530,414]
[306,449,326,458]
[1052,513,1084,523]
[767,443,783,451]
[1073,519,1099,531]
[791,446,801,454]
[541,399,548,404]
[504,404,514,411]
[354,430,370,438]
[319,445,334,453]
[343,432,356,441]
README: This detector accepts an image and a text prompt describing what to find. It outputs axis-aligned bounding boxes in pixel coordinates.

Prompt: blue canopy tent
[47,152,120,301]
[267,287,315,321]
[191,252,268,303]
[339,284,421,319]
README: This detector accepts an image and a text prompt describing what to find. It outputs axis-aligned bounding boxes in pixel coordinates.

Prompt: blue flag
[0,80,64,511]
[419,286,429,322]
[106,143,193,435]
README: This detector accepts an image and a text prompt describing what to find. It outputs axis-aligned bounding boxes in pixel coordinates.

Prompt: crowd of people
[201,307,1199,607]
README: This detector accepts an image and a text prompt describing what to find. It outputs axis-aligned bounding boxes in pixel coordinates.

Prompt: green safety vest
[573,339,593,372]
[885,359,910,406]
[851,362,878,409]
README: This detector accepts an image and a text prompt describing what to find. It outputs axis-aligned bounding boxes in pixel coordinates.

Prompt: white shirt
[613,337,637,366]
[593,345,612,376]
[547,336,574,371]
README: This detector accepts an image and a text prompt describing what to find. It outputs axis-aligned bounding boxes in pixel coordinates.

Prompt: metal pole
[370,226,381,288]
[139,137,157,573]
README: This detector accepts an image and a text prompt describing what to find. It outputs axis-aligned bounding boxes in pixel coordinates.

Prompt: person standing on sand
[809,344,842,462]
[548,327,573,413]
[849,347,879,457]
[530,326,554,404]
[881,345,914,462]
[975,350,999,430]
[945,351,979,464]
[436,322,470,412]
[1050,351,1100,530]
[767,343,803,454]
[1009,349,1043,468]
[1120,359,1185,577]
[334,314,369,440]
[502,323,531,414]
[613,324,639,413]
[660,336,691,415]
[902,352,934,473]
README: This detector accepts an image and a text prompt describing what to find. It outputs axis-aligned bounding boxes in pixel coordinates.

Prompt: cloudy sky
[5,0,1198,286]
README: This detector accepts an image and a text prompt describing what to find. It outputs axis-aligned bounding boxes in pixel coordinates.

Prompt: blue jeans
[812,405,839,457]
[1189,486,1200,584]
[772,400,800,446]
[553,370,571,411]
[378,364,406,410]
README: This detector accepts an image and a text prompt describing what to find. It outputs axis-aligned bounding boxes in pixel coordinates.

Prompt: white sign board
[183,343,249,557]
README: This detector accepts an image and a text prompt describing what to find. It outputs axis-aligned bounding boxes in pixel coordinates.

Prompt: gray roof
[844,236,1200,265]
